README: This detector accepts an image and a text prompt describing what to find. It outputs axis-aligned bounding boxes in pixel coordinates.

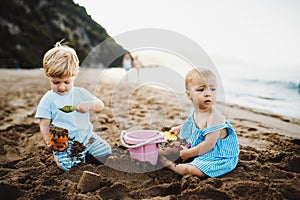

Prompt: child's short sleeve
[35,93,51,119]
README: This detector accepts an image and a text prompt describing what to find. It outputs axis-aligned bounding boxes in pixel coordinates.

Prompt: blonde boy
[35,42,111,170]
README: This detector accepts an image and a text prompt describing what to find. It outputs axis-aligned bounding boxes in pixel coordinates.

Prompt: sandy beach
[0,68,299,199]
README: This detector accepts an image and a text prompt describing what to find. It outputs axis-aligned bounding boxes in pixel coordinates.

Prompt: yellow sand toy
[162,131,177,141]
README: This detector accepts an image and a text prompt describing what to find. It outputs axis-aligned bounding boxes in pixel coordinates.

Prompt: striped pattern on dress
[180,115,240,177]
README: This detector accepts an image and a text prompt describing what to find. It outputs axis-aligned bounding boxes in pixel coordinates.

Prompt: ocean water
[217,64,300,119]
[104,63,299,119]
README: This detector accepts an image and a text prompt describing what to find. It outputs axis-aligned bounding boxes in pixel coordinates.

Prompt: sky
[74,0,300,68]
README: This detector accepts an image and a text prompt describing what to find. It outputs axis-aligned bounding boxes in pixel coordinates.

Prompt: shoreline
[101,67,300,120]
[1,68,299,137]
[2,68,300,121]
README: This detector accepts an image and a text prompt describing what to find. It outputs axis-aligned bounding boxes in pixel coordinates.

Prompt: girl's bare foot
[159,155,176,169]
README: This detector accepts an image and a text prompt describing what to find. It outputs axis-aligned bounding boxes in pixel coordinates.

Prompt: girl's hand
[179,145,189,162]
[169,125,182,135]
[76,102,92,113]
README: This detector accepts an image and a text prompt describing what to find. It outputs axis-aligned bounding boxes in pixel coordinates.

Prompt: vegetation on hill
[0,0,126,68]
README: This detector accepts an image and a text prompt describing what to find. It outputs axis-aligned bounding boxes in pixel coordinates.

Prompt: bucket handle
[120,130,165,149]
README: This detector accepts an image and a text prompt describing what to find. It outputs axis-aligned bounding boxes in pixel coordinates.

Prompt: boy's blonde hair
[43,42,79,78]
[185,68,215,90]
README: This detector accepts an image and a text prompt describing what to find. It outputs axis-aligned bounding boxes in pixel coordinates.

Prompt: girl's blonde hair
[185,68,215,90]
[43,41,79,78]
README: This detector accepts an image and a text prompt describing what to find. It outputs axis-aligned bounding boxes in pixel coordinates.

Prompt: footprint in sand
[99,183,129,199]
[247,127,257,131]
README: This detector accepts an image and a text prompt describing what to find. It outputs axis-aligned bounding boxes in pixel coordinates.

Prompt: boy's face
[49,77,75,95]
[186,74,217,110]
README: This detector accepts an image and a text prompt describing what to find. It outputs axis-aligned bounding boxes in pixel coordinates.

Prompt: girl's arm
[76,99,105,113]
[180,107,226,161]
[180,130,220,161]
[169,124,182,135]
[39,118,51,148]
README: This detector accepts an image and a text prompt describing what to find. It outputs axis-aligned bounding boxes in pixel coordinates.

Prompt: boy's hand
[45,141,53,151]
[47,143,52,150]
[76,102,92,113]
[46,144,52,150]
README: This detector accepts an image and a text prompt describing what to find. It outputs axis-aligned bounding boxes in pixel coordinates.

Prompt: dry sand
[0,68,299,199]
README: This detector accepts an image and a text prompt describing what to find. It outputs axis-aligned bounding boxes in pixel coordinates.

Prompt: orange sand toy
[49,126,69,151]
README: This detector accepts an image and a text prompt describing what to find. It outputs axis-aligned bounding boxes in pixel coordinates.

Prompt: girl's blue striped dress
[180,115,240,178]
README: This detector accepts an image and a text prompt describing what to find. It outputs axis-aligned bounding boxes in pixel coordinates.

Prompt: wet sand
[0,69,299,199]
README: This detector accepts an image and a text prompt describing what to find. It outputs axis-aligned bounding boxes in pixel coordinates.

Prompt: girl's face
[186,74,217,110]
[49,77,75,95]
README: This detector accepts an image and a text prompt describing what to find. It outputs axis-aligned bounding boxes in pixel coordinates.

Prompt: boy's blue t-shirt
[35,87,98,141]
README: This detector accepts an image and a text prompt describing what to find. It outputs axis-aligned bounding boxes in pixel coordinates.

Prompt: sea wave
[242,79,299,92]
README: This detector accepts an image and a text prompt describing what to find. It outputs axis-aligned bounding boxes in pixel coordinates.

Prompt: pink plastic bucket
[120,130,166,165]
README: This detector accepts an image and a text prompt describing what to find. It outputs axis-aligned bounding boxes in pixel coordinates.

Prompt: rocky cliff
[0,0,125,68]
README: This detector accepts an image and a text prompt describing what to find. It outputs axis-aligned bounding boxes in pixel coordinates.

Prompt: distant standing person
[133,55,143,83]
[122,53,132,81]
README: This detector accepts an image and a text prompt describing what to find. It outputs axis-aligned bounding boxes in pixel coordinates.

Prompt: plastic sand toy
[120,130,167,165]
[162,131,177,141]
[49,126,69,151]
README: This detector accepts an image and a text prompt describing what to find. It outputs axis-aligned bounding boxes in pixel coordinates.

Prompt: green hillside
[0,0,125,68]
